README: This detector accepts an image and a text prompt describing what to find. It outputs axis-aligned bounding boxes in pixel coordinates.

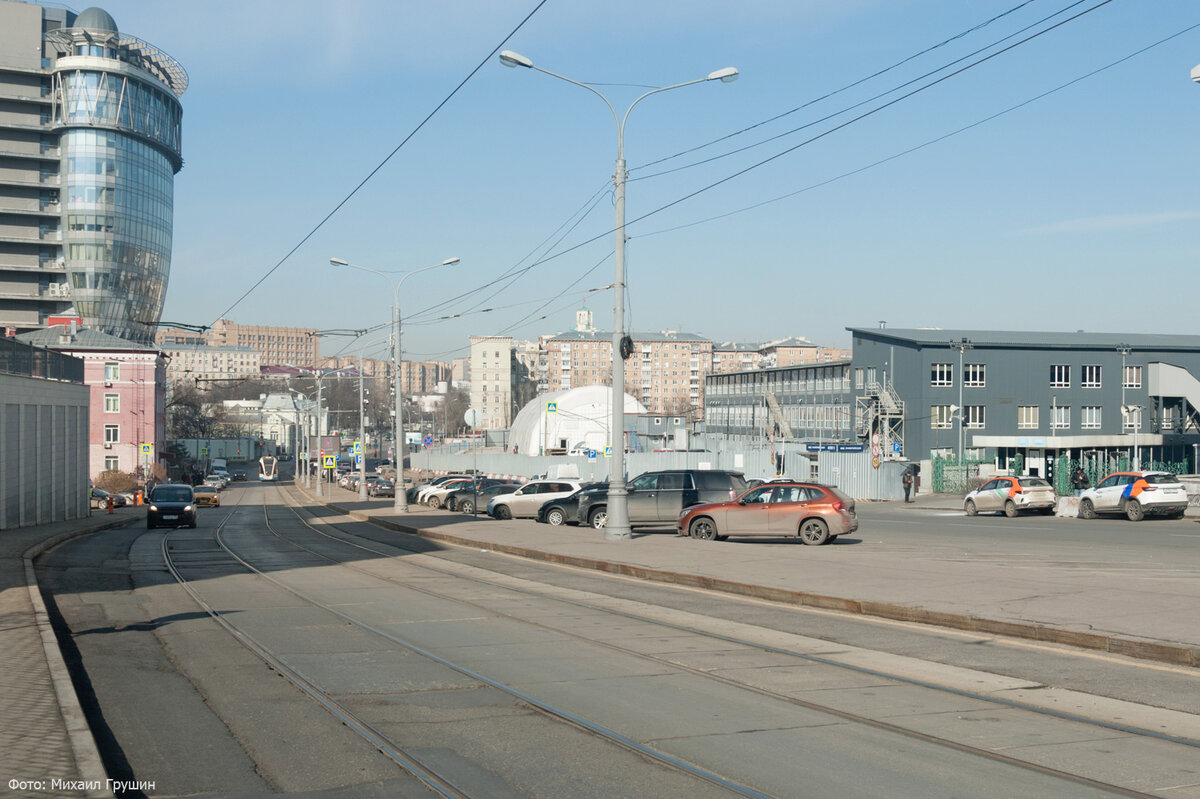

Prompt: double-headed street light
[330,256,460,513]
[499,49,737,541]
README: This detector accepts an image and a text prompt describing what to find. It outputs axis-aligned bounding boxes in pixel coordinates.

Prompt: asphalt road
[34,483,1200,798]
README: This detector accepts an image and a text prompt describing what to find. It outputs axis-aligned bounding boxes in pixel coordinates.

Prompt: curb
[299,487,1200,669]
[24,517,137,799]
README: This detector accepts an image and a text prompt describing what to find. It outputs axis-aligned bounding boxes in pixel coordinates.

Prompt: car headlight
[185,505,194,511]
[149,504,158,511]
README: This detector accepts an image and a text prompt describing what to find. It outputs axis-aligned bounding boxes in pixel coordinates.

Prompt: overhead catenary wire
[206,0,551,329]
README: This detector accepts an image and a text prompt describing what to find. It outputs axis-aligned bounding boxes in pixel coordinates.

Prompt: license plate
[163,514,177,520]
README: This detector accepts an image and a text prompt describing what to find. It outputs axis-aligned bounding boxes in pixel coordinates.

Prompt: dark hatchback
[147,484,197,529]
[576,469,748,529]
[537,481,607,526]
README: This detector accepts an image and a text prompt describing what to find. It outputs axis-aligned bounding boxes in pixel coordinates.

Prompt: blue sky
[92,1,1200,362]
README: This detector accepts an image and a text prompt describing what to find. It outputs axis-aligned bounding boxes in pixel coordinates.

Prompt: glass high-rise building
[0,3,185,344]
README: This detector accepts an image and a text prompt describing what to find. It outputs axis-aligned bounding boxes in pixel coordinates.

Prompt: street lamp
[1122,404,1142,470]
[500,50,737,541]
[949,338,972,467]
[330,256,460,512]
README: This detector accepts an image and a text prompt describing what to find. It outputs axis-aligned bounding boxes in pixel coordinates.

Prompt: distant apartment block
[470,335,514,430]
[160,343,260,387]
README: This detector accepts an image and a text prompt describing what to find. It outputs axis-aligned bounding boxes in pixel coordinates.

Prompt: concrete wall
[0,372,90,530]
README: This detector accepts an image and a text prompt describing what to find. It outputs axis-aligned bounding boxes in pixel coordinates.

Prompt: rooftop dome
[75,7,118,34]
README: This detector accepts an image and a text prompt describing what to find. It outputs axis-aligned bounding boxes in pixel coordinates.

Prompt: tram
[258,454,279,481]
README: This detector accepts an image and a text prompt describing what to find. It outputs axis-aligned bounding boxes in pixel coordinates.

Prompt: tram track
[162,486,773,799]
[158,481,1199,797]
[248,485,1197,797]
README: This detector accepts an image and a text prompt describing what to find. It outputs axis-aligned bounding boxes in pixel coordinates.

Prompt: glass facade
[49,41,184,344]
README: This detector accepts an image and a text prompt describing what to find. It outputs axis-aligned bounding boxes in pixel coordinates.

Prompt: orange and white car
[1078,471,1188,521]
[964,476,1056,518]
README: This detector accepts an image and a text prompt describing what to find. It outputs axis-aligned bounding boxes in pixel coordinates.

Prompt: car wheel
[427,496,441,509]
[1078,499,1096,520]
[589,508,608,529]
[445,498,456,511]
[189,519,198,529]
[1171,510,1186,520]
[965,500,977,517]
[799,518,830,545]
[689,517,718,540]
[547,508,566,526]
[459,499,474,514]
[495,505,512,520]
[1124,500,1144,522]
[146,521,154,530]
[1004,500,1018,519]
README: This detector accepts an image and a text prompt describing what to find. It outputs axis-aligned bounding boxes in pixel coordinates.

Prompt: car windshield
[1143,473,1181,484]
[153,487,192,502]
[1018,477,1051,487]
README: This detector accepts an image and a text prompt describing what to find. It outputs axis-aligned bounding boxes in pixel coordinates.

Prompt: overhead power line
[206,0,550,328]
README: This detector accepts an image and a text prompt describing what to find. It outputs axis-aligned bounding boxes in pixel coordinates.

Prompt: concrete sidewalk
[1,507,140,798]
[306,485,1200,668]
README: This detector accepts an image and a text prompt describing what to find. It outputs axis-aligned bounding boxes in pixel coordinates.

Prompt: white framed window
[1081,365,1101,388]
[931,405,954,429]
[1050,364,1070,388]
[965,405,985,429]
[1123,365,1142,389]
[930,363,953,387]
[1081,406,1101,429]
[1051,405,1070,430]
[1123,405,1143,430]
[104,362,119,382]
[1018,406,1039,429]
[963,364,986,387]
[103,424,119,443]
[104,393,119,412]
[104,456,119,471]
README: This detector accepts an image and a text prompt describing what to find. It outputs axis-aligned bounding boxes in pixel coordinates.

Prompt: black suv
[577,470,748,529]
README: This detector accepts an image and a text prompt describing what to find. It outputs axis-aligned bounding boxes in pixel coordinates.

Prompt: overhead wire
[635,0,1044,173]
[630,0,1093,181]
[205,0,551,328]
[633,20,1200,241]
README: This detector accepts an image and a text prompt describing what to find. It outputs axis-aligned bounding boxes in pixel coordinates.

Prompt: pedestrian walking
[1071,467,1090,498]
[902,469,913,503]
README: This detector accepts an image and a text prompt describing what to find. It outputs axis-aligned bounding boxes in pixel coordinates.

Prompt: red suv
[677,482,857,545]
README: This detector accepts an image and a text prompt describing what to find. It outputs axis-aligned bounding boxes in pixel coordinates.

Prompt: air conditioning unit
[104,381,112,387]
[103,442,112,449]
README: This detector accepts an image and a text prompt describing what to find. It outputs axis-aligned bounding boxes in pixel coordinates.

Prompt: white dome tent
[509,386,646,456]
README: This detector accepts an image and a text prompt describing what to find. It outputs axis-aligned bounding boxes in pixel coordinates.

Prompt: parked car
[422,477,477,508]
[368,479,395,498]
[537,481,607,526]
[439,478,509,511]
[678,482,858,545]
[577,469,749,530]
[89,488,127,509]
[204,474,228,490]
[487,480,582,520]
[964,476,1056,518]
[146,484,197,529]
[1078,471,1189,521]
[193,485,221,507]
[406,474,473,504]
[449,482,523,514]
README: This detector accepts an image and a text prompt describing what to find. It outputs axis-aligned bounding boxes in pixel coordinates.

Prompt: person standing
[1071,466,1090,497]
[902,469,913,503]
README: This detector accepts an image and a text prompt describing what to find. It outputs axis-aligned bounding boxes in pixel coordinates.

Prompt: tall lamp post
[949,338,972,466]
[330,256,460,513]
[499,50,738,540]
[1122,404,1142,470]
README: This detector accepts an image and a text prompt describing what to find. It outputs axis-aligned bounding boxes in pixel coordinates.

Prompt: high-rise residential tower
[0,3,185,343]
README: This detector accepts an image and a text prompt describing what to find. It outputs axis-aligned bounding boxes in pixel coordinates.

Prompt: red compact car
[677,482,858,545]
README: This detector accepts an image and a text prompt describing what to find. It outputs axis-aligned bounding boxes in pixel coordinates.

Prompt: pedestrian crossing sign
[323,455,336,469]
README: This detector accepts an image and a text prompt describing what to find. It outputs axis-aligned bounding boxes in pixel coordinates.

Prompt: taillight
[831,501,844,512]
[1142,485,1157,491]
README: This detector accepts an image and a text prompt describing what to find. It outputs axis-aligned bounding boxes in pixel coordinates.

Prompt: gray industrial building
[703,328,1200,489]
[0,2,186,343]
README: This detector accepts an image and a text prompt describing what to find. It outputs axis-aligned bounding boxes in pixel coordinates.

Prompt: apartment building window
[1051,405,1070,430]
[1122,405,1142,430]
[931,405,954,429]
[104,456,119,471]
[1081,365,1101,388]
[1050,364,1070,388]
[104,393,119,412]
[965,405,985,429]
[104,362,119,382]
[1123,365,1142,389]
[930,363,953,387]
[1081,406,1101,429]
[104,424,119,443]
[1018,406,1039,429]
[963,364,986,387]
